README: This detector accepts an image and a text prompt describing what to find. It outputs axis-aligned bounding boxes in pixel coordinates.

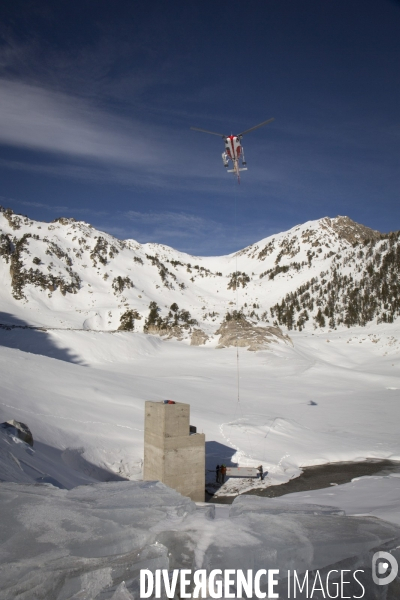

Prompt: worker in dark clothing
[257,465,264,481]
[216,465,220,483]
[220,464,227,483]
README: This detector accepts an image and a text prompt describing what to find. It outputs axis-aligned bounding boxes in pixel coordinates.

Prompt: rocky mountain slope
[0,206,398,347]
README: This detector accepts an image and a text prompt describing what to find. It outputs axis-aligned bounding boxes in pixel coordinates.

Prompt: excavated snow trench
[207,459,400,504]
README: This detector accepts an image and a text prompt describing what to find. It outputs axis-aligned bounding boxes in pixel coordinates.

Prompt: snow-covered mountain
[1,206,397,342]
[2,208,400,600]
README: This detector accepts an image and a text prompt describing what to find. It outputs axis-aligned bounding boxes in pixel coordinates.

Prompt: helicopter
[191,118,274,182]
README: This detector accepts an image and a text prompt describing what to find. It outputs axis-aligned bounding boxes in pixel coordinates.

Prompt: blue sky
[0,0,399,255]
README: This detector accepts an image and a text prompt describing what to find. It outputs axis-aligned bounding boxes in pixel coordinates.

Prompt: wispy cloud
[96,210,224,253]
[14,199,108,218]
[124,210,206,229]
[10,199,72,213]
[92,209,281,255]
[0,79,238,194]
[0,79,157,166]
[0,157,119,184]
[3,77,386,203]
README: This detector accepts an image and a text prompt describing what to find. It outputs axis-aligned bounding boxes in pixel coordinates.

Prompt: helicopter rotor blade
[238,118,275,137]
[190,127,226,138]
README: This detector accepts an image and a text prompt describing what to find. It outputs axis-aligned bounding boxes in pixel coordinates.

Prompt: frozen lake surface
[1,478,400,599]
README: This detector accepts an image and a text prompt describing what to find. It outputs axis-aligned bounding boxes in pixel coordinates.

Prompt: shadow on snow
[206,440,237,472]
[0,311,85,365]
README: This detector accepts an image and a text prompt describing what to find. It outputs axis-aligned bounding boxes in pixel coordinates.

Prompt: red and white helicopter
[191,118,274,182]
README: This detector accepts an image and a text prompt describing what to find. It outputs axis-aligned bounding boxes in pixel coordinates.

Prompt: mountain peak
[323,216,382,245]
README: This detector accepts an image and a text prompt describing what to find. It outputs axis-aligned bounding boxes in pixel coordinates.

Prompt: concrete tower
[143,401,205,502]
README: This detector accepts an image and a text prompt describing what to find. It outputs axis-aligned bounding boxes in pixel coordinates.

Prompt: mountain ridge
[0,206,398,346]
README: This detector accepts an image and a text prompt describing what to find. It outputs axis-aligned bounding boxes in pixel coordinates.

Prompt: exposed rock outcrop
[190,329,209,346]
[0,420,34,447]
[145,323,186,340]
[215,317,292,351]
[324,216,382,244]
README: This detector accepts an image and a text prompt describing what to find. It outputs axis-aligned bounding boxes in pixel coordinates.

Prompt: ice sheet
[1,481,400,599]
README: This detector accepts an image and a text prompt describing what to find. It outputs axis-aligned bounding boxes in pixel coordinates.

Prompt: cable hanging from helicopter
[190,118,274,183]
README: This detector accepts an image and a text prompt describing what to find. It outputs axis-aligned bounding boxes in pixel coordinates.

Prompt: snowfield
[1,323,400,491]
[1,208,400,598]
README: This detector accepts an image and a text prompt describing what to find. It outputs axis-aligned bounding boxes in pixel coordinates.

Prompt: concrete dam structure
[143,401,205,502]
